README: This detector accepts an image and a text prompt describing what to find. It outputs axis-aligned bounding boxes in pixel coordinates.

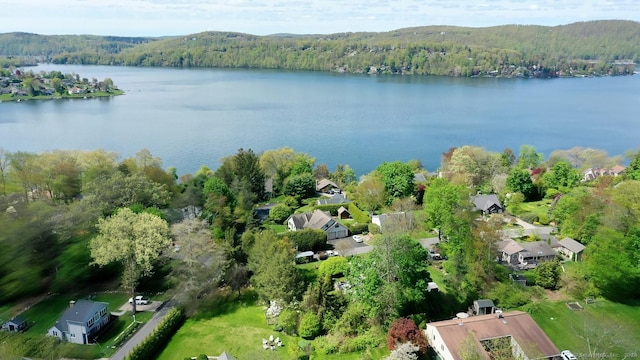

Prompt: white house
[48,300,110,345]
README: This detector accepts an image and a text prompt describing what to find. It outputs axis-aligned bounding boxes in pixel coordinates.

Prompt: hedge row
[126,307,185,360]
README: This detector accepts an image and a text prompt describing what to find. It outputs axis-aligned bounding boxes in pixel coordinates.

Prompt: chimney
[69,300,76,308]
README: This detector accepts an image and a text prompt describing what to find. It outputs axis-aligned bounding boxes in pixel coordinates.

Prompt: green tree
[506,168,537,200]
[626,150,640,180]
[90,208,171,317]
[269,203,293,223]
[542,160,580,192]
[423,178,468,240]
[586,227,640,300]
[298,312,321,339]
[518,144,544,169]
[248,230,302,303]
[375,161,415,199]
[283,173,316,202]
[355,175,388,213]
[535,259,561,289]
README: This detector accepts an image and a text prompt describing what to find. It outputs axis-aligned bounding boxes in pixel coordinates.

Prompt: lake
[1,64,638,176]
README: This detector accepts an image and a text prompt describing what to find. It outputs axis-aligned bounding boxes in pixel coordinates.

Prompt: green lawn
[509,199,552,219]
[530,299,640,356]
[157,293,388,360]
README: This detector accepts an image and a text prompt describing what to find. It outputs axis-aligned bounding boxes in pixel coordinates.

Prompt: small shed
[295,251,315,263]
[3,315,28,332]
[473,299,496,315]
[337,206,351,220]
[427,282,440,293]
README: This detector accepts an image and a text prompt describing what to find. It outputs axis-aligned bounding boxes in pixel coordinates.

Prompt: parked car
[352,235,363,243]
[561,350,577,360]
[128,296,150,305]
[326,250,340,257]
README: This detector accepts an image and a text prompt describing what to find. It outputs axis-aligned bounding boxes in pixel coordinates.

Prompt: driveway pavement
[328,236,373,256]
[110,302,174,360]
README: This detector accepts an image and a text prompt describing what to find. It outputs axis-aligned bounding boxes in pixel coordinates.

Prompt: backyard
[156,290,389,360]
[530,299,640,357]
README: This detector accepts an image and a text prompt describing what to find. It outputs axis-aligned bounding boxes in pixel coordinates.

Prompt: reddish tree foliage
[386,317,428,353]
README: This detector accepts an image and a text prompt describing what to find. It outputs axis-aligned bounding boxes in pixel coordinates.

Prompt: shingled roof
[426,310,559,359]
[51,300,108,333]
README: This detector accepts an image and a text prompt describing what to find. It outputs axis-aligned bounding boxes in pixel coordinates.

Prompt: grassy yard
[157,292,389,360]
[530,299,640,357]
[509,199,552,219]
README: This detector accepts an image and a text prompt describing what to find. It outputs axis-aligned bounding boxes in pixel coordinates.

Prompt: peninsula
[0,68,123,102]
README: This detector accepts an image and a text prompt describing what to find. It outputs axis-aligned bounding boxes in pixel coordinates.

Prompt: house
[473,299,495,315]
[372,212,414,233]
[470,194,503,215]
[557,237,586,261]
[48,300,110,345]
[414,173,427,183]
[3,315,28,332]
[317,193,350,206]
[67,86,86,95]
[287,210,349,240]
[497,240,556,268]
[425,310,560,360]
[582,165,626,182]
[337,206,351,219]
[315,178,339,193]
[216,352,238,360]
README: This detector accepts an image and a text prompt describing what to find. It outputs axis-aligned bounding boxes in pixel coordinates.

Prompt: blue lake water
[1,64,638,176]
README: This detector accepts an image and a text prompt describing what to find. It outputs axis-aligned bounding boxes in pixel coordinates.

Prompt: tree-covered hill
[1,20,639,77]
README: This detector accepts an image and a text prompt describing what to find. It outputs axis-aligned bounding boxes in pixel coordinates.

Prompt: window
[100,308,107,317]
[52,331,58,336]
[70,333,76,338]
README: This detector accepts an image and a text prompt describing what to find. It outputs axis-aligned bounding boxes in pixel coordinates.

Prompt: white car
[326,250,340,257]
[352,235,363,243]
[561,350,577,360]
[128,295,150,305]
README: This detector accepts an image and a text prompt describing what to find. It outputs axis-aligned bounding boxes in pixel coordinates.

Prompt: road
[110,303,174,360]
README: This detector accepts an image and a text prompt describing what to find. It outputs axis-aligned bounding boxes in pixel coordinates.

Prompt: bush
[313,335,339,355]
[270,203,293,223]
[538,213,550,225]
[126,307,185,360]
[348,202,370,223]
[339,331,383,353]
[277,308,299,335]
[314,204,342,215]
[318,256,349,278]
[519,212,539,224]
[299,312,321,339]
[368,223,381,234]
[488,282,532,309]
[386,318,427,352]
[348,222,369,235]
[282,228,327,252]
[545,188,560,199]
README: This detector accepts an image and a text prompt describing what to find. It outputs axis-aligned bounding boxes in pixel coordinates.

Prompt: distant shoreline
[0,90,124,103]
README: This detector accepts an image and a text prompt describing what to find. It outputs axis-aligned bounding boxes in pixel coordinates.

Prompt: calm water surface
[1,64,638,176]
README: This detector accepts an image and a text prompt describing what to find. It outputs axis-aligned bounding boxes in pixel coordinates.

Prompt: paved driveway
[110,302,174,360]
[328,236,372,256]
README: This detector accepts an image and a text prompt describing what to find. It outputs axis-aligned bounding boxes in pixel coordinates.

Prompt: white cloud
[1,0,638,36]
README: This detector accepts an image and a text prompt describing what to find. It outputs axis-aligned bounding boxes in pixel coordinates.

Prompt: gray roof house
[317,193,350,205]
[287,210,348,240]
[558,237,586,261]
[48,300,110,345]
[470,194,503,215]
[315,179,340,193]
[498,240,556,268]
[3,315,28,332]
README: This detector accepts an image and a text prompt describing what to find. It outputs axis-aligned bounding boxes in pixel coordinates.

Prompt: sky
[2,0,640,37]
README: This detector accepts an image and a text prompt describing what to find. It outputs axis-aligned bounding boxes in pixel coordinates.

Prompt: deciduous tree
[90,208,171,317]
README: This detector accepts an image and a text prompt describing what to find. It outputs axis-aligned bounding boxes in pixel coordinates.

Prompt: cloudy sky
[3,0,639,36]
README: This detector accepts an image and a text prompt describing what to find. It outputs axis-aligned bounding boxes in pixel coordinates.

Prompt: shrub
[126,307,185,360]
[277,308,299,335]
[348,202,370,223]
[488,282,532,309]
[348,222,369,235]
[386,318,427,352]
[313,335,339,355]
[545,188,560,199]
[314,204,342,215]
[538,213,550,225]
[299,312,321,339]
[368,223,381,234]
[338,331,383,353]
[519,212,539,224]
[282,228,326,252]
[318,256,349,278]
[270,203,293,223]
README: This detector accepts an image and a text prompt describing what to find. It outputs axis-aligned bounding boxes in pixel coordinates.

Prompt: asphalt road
[110,303,174,360]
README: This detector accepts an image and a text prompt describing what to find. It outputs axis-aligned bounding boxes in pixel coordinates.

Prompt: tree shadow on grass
[191,289,260,320]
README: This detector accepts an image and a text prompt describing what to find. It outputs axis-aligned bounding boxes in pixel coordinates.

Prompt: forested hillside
[1,20,639,77]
